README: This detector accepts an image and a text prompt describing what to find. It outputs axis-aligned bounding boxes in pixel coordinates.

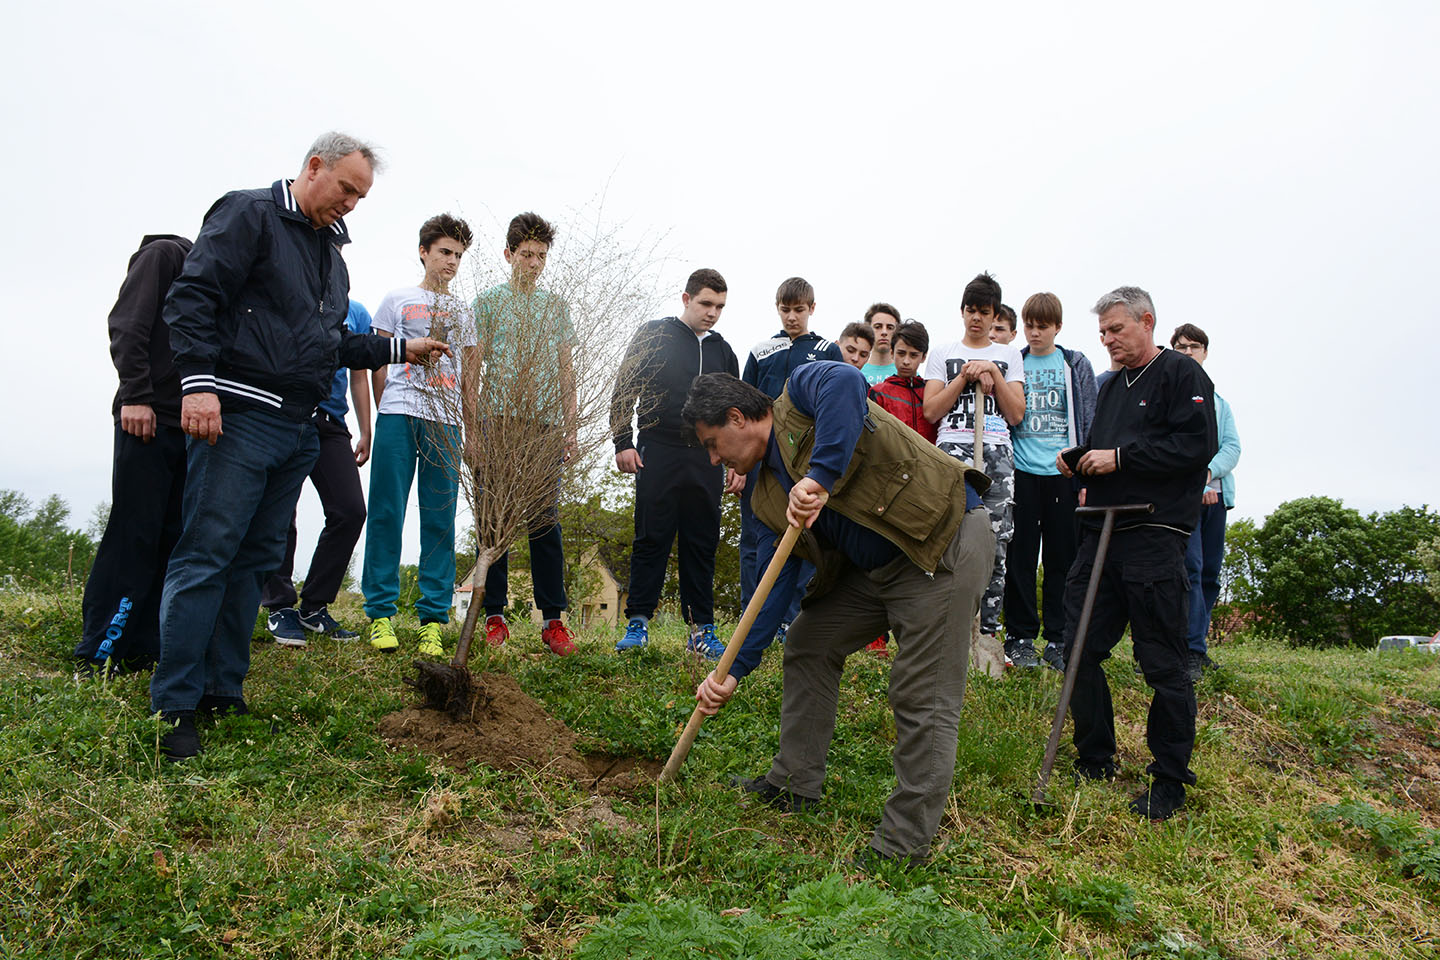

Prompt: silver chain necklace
[1124,349,1163,388]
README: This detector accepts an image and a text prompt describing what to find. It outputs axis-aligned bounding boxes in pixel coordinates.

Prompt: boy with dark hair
[861,302,901,386]
[990,304,1018,344]
[1169,323,1240,680]
[738,277,841,622]
[362,214,476,657]
[611,268,740,655]
[837,322,874,369]
[464,211,578,656]
[1003,292,1097,671]
[923,272,1027,667]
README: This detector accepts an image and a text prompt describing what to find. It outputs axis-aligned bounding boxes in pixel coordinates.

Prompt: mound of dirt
[378,672,661,793]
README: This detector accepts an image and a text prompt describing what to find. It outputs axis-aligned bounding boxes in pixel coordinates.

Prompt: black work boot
[1073,759,1119,784]
[729,774,820,812]
[1129,779,1186,820]
[160,712,201,762]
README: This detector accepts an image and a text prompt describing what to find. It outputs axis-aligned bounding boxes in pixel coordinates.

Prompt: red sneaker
[867,635,889,658]
[484,615,509,647]
[541,620,577,656]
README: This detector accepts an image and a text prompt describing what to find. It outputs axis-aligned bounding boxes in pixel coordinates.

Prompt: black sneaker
[298,606,359,639]
[1129,780,1186,820]
[266,608,308,648]
[1202,653,1220,672]
[1041,640,1066,673]
[1186,653,1204,684]
[1073,759,1119,784]
[1005,637,1042,669]
[729,774,820,812]
[160,712,201,762]
[197,695,250,721]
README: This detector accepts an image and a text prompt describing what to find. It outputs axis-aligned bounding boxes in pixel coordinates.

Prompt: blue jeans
[362,413,460,622]
[1184,501,1228,654]
[150,410,319,713]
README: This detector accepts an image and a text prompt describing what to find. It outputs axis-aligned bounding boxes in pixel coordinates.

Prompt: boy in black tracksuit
[76,234,193,673]
[611,269,739,652]
[1058,287,1217,821]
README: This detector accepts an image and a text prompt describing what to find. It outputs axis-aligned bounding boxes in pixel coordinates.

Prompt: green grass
[1,588,1438,958]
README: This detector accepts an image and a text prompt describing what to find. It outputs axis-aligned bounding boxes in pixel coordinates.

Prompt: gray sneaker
[266,608,308,648]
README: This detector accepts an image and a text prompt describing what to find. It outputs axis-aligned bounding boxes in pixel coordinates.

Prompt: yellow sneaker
[417,621,445,658]
[369,617,398,652]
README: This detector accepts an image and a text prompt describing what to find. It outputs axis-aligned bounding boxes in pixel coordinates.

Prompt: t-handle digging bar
[1031,501,1154,807]
[660,522,803,782]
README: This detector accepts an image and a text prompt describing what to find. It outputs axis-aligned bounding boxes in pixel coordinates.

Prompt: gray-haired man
[151,132,452,761]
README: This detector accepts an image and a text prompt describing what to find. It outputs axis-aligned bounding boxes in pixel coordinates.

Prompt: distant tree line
[0,491,98,591]
[1218,497,1440,646]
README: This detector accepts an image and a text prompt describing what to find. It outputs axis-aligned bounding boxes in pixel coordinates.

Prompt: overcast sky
[2,1,1435,571]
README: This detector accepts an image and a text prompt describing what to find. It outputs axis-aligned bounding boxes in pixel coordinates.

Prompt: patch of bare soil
[377,672,659,795]
[1368,697,1440,827]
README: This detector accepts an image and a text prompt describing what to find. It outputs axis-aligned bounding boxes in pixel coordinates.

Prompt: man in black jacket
[150,132,451,761]
[76,234,193,675]
[610,268,741,654]
[1056,286,1218,820]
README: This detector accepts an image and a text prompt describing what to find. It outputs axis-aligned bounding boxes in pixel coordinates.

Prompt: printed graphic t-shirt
[1012,349,1069,475]
[371,286,475,425]
[924,340,1025,448]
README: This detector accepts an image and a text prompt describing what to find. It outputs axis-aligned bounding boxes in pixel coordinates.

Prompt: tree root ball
[403,661,490,720]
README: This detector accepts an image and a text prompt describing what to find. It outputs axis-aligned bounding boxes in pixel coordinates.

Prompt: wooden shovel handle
[659,523,804,782]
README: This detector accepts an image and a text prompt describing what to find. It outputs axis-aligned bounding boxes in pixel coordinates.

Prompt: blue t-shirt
[862,361,896,386]
[318,300,372,419]
[1012,349,1069,475]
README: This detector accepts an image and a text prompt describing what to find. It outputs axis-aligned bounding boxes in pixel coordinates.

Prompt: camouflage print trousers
[939,441,1015,635]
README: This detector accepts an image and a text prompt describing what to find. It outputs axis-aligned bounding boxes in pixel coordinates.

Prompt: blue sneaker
[775,621,790,645]
[687,623,725,660]
[616,618,648,652]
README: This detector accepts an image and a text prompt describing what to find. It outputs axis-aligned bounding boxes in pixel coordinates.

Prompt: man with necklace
[1056,286,1217,821]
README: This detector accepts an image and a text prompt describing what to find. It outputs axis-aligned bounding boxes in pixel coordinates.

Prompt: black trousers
[624,438,722,624]
[1062,526,1196,786]
[1003,470,1078,644]
[76,422,187,670]
[260,412,366,612]
[483,510,568,620]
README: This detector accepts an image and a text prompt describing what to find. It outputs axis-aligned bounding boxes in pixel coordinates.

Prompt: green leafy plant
[393,912,522,959]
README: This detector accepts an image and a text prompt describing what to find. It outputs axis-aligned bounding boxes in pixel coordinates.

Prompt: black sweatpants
[260,412,366,612]
[76,422,187,670]
[624,438,723,625]
[1003,470,1079,645]
[483,511,568,621]
[1062,526,1196,786]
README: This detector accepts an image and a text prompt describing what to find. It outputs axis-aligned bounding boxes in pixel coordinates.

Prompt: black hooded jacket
[611,317,738,450]
[108,234,193,427]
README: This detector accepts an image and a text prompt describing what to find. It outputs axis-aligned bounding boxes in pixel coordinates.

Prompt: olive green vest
[751,389,991,576]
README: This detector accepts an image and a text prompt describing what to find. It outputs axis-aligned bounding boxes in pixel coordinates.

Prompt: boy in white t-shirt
[922,272,1027,662]
[361,214,477,657]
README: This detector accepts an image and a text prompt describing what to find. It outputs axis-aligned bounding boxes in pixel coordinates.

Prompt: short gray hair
[301,131,384,174]
[1092,286,1155,323]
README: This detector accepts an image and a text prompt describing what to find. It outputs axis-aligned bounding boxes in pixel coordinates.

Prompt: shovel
[1030,501,1154,807]
[660,523,803,782]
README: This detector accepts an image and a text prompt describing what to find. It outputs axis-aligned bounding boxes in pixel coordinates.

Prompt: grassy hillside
[1,589,1436,958]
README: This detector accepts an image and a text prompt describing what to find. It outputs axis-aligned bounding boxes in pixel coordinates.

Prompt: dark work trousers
[260,412,366,612]
[76,422,187,670]
[483,506,568,621]
[624,438,722,625]
[1062,526,1197,786]
[1003,470,1079,645]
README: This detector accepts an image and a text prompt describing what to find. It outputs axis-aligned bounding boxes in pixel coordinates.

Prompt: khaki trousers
[765,507,993,859]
